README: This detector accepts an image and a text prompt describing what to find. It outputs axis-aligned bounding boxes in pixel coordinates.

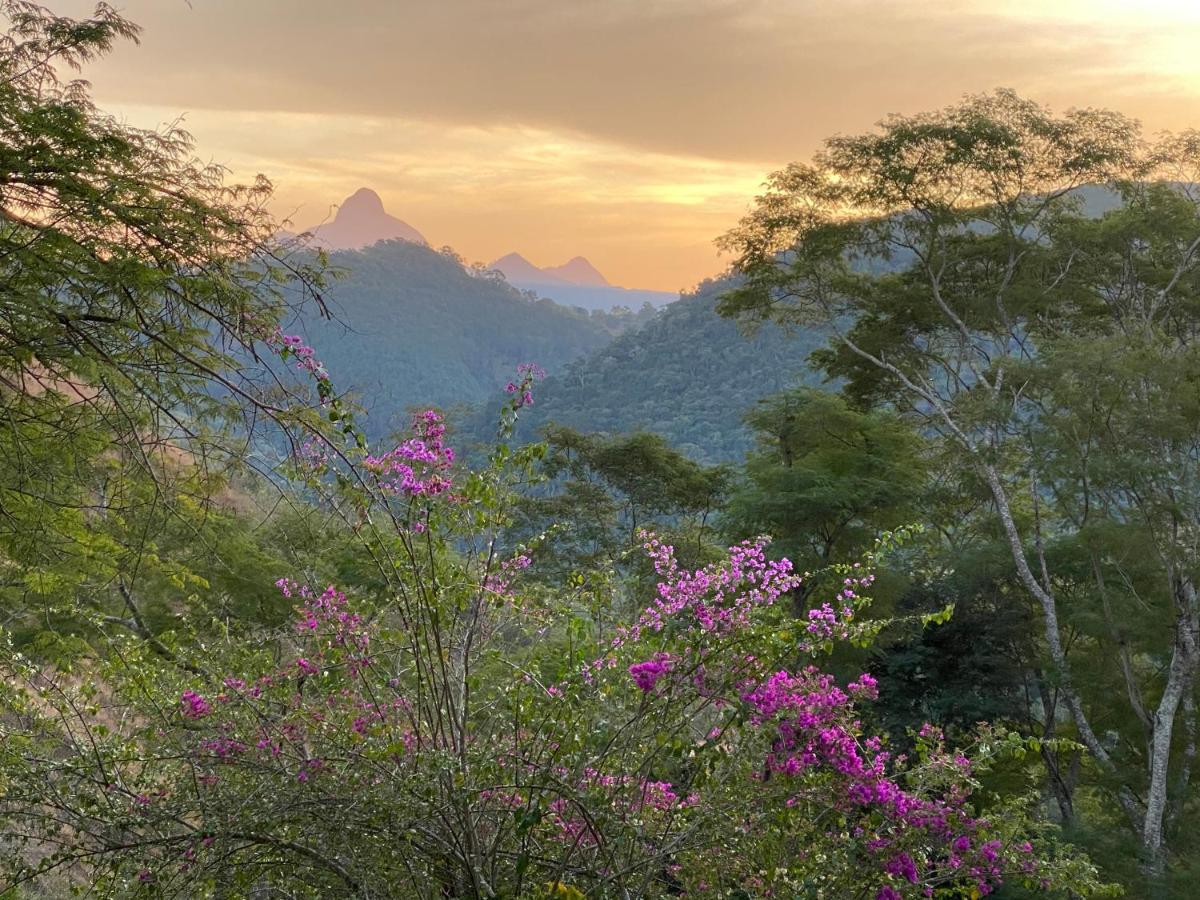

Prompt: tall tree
[724,387,926,577]
[0,2,336,638]
[515,424,729,579]
[719,90,1200,887]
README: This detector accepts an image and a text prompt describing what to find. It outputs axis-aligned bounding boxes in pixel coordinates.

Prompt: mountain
[490,253,609,287]
[490,252,557,284]
[292,240,619,439]
[301,188,427,250]
[489,252,676,312]
[543,256,609,286]
[466,273,836,462]
[289,193,670,311]
[490,252,611,287]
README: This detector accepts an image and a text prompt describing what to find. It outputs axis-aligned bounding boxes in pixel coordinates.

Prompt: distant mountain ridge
[490,252,556,284]
[489,252,676,312]
[466,272,836,462]
[489,252,609,287]
[282,188,677,312]
[289,240,647,440]
[543,256,609,286]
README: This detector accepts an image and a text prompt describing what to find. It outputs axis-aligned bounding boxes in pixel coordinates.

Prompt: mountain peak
[489,252,611,287]
[302,188,427,250]
[338,187,387,218]
[489,252,564,285]
[543,256,609,287]
[493,251,534,267]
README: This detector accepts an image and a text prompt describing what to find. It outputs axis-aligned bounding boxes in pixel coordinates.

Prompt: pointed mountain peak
[492,251,534,267]
[303,187,426,250]
[544,256,609,286]
[338,187,387,218]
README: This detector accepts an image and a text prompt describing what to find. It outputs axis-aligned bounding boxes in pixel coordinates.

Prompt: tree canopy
[0,8,1177,896]
[720,88,1200,887]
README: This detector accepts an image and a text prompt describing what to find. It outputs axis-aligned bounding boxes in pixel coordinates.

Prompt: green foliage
[476,275,836,462]
[513,424,730,580]
[0,404,1115,898]
[719,88,1200,892]
[0,14,1162,896]
[294,241,622,439]
[0,1,337,648]
[723,387,927,570]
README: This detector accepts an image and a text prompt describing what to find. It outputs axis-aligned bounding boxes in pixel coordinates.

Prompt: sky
[51,0,1200,291]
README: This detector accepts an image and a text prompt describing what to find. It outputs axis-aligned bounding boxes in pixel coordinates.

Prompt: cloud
[69,0,1200,160]
[49,0,1200,287]
[107,102,765,290]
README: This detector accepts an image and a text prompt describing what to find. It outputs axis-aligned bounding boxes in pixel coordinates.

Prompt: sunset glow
[60,0,1200,291]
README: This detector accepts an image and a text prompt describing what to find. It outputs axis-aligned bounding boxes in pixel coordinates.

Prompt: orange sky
[51,0,1200,291]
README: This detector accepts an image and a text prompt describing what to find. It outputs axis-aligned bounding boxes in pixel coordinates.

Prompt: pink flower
[629,653,675,692]
[180,690,210,719]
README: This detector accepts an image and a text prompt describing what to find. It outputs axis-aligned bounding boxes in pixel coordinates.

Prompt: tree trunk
[1141,571,1199,890]
[981,463,1150,834]
[1032,668,1075,825]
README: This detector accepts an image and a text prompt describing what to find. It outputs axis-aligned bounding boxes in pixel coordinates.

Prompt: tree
[724,387,926,582]
[0,2,339,640]
[719,89,1200,887]
[0,375,1114,898]
[514,424,730,580]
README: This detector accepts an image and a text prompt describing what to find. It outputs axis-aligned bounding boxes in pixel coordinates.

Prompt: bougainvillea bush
[0,368,1113,898]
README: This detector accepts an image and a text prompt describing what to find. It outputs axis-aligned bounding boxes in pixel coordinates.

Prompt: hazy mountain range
[290,240,623,438]
[465,272,831,461]
[489,251,676,312]
[273,187,829,456]
[489,252,609,287]
[276,182,1149,461]
[286,188,677,311]
[276,234,822,458]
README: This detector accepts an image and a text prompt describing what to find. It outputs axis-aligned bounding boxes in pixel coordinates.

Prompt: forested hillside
[3,4,1199,898]
[290,241,629,436]
[499,183,1127,463]
[476,274,835,460]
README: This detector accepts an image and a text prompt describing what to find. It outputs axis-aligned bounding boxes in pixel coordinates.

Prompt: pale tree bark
[1140,570,1199,880]
[834,304,1200,874]
[1167,693,1196,832]
[981,458,1200,883]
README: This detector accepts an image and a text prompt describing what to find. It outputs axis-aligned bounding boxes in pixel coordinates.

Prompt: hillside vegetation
[3,5,1198,897]
[481,274,834,461]
[292,241,628,436]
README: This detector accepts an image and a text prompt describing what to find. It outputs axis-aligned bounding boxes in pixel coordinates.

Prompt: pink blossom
[180,690,210,719]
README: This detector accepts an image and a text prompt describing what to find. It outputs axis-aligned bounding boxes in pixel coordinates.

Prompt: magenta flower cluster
[807,568,874,640]
[609,535,803,654]
[174,578,413,794]
[274,331,330,383]
[279,580,370,670]
[143,380,1068,898]
[363,410,455,498]
[505,362,546,408]
[628,652,675,692]
[602,533,1016,897]
[180,690,210,719]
